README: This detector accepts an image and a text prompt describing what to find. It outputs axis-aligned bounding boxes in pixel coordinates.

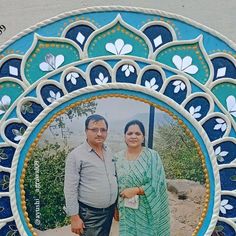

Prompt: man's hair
[85,114,108,129]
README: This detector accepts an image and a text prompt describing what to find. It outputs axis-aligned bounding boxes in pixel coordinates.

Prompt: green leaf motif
[0,149,8,162]
[0,175,10,190]
[230,175,236,181]
[21,102,33,115]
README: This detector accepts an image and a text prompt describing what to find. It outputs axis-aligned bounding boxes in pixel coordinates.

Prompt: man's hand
[114,207,119,221]
[71,215,85,235]
[120,187,139,199]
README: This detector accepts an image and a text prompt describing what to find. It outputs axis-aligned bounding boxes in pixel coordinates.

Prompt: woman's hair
[124,120,145,146]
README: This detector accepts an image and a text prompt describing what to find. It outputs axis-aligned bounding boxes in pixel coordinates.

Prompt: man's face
[86,119,108,147]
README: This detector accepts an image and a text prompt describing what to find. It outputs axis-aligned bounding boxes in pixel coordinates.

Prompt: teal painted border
[16,89,215,236]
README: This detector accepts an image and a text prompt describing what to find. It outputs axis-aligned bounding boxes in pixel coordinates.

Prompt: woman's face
[125,124,144,148]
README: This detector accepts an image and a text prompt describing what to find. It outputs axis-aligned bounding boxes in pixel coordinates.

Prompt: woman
[114,120,170,236]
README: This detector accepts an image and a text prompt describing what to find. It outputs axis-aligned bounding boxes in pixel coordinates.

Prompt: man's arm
[64,152,85,234]
[64,152,80,215]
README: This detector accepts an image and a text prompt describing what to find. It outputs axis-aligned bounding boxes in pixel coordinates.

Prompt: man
[64,114,118,236]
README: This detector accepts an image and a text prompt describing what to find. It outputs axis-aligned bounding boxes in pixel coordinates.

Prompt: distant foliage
[24,143,71,230]
[154,122,205,184]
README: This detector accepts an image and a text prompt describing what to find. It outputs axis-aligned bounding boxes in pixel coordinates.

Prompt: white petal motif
[39,62,54,72]
[103,77,109,84]
[220,151,229,157]
[173,80,182,86]
[225,204,233,210]
[195,106,201,112]
[214,124,223,130]
[214,146,221,155]
[221,199,229,206]
[115,39,124,54]
[71,77,77,85]
[128,65,135,73]
[174,85,180,94]
[47,97,54,103]
[189,106,195,115]
[145,81,151,88]
[120,44,132,55]
[55,92,61,100]
[151,85,159,90]
[182,56,192,71]
[216,118,225,124]
[49,90,56,98]
[121,65,128,71]
[105,39,132,55]
[1,95,11,106]
[14,135,22,142]
[172,55,198,74]
[98,73,104,81]
[193,113,201,119]
[55,55,64,69]
[172,55,182,70]
[105,43,117,55]
[183,65,199,74]
[180,82,186,90]
[220,206,226,214]
[95,78,103,85]
[150,78,156,86]
[125,69,130,77]
[221,123,227,132]
[226,95,236,117]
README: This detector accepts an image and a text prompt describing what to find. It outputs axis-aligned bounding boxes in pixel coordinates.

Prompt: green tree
[154,121,205,184]
[24,143,70,230]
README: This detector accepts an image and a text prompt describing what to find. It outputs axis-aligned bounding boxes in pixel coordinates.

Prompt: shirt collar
[84,140,107,152]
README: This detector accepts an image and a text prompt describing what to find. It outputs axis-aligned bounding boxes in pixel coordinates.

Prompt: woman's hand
[120,187,139,199]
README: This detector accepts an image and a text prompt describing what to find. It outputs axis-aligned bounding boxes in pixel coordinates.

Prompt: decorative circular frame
[0,6,235,236]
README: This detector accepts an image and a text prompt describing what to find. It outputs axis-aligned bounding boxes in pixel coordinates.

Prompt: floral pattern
[172,80,186,93]
[39,53,64,71]
[214,118,227,132]
[145,78,159,90]
[105,39,133,55]
[95,72,109,85]
[189,105,202,119]
[47,91,61,103]
[220,199,233,215]
[12,127,25,142]
[172,55,198,74]
[66,72,80,85]
[214,146,228,163]
[0,95,11,115]
[121,64,135,77]
[226,95,236,118]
